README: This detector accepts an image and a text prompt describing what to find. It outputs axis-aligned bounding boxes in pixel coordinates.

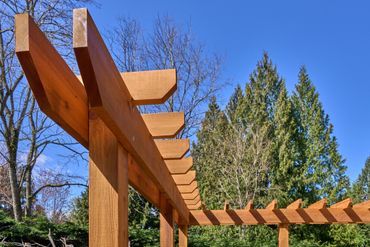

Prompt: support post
[179,225,188,247]
[160,195,174,247]
[89,112,128,247]
[278,224,289,247]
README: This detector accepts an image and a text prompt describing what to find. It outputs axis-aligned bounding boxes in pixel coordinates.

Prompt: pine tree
[292,66,348,203]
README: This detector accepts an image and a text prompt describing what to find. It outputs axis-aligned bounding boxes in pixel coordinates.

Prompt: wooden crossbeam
[189,207,370,225]
[308,198,327,209]
[73,8,189,223]
[15,14,88,147]
[184,195,201,205]
[353,200,370,208]
[188,200,202,210]
[172,170,196,185]
[266,199,278,210]
[245,201,254,210]
[142,112,184,138]
[330,198,352,208]
[155,139,190,159]
[181,188,199,200]
[287,199,302,209]
[122,69,176,105]
[224,201,230,211]
[165,157,193,174]
[178,181,198,193]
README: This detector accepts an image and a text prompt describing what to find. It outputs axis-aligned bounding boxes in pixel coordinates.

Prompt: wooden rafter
[189,199,370,225]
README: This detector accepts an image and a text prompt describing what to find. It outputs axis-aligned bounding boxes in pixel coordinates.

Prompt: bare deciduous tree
[109,15,225,137]
[0,0,95,221]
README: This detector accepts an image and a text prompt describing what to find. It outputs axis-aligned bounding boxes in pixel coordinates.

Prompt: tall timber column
[160,194,174,247]
[89,113,128,247]
[278,224,289,247]
[179,225,188,247]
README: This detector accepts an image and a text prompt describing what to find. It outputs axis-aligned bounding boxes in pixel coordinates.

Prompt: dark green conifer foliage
[292,67,348,203]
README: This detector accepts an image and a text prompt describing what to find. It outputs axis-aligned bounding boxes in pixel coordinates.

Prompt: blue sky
[82,0,370,181]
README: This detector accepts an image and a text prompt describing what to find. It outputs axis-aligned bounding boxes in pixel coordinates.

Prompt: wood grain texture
[188,200,202,210]
[278,224,289,247]
[178,225,188,247]
[172,170,196,185]
[155,139,190,159]
[165,157,193,174]
[181,188,199,200]
[142,112,184,138]
[15,14,88,146]
[160,196,174,247]
[122,69,176,105]
[287,199,302,209]
[308,198,327,209]
[266,200,277,210]
[185,195,201,205]
[189,207,370,225]
[177,181,198,193]
[89,113,128,247]
[73,8,189,223]
[330,198,352,208]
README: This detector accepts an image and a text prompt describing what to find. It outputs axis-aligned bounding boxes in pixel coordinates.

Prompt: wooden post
[278,224,289,247]
[179,225,188,247]
[160,195,174,247]
[89,112,128,247]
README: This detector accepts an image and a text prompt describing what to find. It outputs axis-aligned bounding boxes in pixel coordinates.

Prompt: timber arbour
[15,8,369,247]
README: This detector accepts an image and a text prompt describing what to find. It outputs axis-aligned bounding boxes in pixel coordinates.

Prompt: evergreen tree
[70,189,88,229]
[292,67,348,203]
[351,156,369,203]
[226,84,243,123]
[236,53,283,205]
[270,83,299,205]
[193,96,228,209]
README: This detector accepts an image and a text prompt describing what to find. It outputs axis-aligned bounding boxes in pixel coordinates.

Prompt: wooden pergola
[15,8,370,247]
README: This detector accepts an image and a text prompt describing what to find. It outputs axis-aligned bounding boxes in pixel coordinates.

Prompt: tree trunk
[8,157,22,221]
[25,167,32,217]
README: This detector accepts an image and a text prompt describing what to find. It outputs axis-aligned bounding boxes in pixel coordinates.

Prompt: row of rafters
[190,198,370,225]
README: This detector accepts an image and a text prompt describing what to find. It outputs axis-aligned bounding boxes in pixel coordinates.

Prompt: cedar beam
[89,113,128,247]
[15,14,88,147]
[160,195,174,247]
[278,224,289,247]
[142,112,184,138]
[189,207,370,225]
[179,225,188,247]
[155,139,190,159]
[73,8,189,223]
[15,13,166,217]
[165,157,193,174]
[122,69,176,105]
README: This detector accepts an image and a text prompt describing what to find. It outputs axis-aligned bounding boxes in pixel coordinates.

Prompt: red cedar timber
[73,8,189,222]
[172,170,196,185]
[165,157,193,174]
[77,70,177,105]
[189,207,370,225]
[155,139,190,159]
[15,14,88,147]
[142,112,184,138]
[14,13,164,214]
[89,114,128,247]
[122,69,176,105]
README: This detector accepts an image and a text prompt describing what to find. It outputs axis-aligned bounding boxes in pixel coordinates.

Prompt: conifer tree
[292,67,348,203]
[270,83,299,205]
[236,53,283,205]
[193,97,228,209]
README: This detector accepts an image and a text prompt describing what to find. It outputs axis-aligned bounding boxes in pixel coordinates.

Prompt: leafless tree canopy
[109,15,225,137]
[0,0,94,221]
